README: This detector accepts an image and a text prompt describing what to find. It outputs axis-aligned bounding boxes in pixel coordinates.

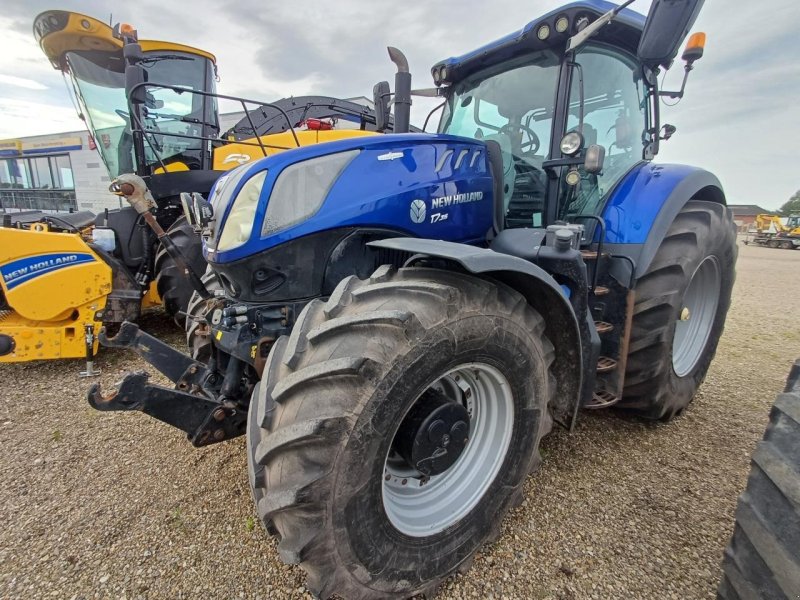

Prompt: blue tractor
[90,0,737,597]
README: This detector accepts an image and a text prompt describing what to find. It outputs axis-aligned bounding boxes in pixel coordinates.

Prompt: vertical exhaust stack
[387,47,411,133]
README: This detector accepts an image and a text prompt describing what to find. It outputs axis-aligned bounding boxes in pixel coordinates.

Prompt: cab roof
[435,1,646,84]
[34,10,216,70]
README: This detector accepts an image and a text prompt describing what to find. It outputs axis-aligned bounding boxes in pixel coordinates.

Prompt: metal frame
[128,82,302,175]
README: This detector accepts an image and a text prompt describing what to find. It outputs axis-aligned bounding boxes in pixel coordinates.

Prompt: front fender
[368,237,582,429]
[601,163,726,276]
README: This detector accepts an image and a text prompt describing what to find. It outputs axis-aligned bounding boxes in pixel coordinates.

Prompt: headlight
[261,149,359,236]
[560,131,584,156]
[208,164,252,236]
[216,170,267,252]
[555,16,569,33]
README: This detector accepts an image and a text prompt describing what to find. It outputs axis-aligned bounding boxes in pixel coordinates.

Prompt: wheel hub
[394,389,470,476]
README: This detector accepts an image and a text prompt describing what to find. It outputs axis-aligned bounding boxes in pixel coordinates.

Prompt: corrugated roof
[728,205,770,216]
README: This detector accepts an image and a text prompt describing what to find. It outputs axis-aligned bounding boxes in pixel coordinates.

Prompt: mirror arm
[410,88,444,98]
[658,62,695,99]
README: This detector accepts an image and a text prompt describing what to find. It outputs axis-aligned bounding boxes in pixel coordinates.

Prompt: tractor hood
[205,134,496,265]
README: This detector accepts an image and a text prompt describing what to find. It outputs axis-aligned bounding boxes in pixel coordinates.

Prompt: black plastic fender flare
[368,237,583,429]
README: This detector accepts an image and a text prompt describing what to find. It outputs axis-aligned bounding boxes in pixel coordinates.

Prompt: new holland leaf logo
[410,199,426,224]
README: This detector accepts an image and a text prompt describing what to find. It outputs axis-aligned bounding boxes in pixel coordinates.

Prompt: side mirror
[145,91,164,110]
[191,192,214,230]
[373,81,391,132]
[660,124,677,140]
[584,144,605,174]
[123,43,147,105]
[181,192,214,231]
[637,0,705,68]
[180,192,196,228]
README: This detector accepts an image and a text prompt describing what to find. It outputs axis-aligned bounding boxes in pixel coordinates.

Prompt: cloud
[0,74,47,90]
[0,98,83,138]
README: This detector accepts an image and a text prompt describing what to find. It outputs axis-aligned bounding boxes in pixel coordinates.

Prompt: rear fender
[368,237,582,429]
[601,163,726,277]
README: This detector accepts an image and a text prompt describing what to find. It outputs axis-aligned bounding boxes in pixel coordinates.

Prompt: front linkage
[87,322,247,447]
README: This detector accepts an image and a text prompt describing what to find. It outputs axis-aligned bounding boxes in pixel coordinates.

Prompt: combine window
[66,49,218,178]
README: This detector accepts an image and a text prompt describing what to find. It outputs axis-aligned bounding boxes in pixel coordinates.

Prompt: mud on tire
[619,200,737,420]
[247,265,555,599]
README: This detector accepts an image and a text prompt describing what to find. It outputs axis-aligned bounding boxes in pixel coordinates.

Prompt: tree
[779,190,800,216]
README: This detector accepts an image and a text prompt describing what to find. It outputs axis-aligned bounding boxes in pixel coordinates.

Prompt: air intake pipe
[388,47,411,134]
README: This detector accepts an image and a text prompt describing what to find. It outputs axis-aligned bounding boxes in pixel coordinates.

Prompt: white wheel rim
[672,255,721,377]
[382,362,514,537]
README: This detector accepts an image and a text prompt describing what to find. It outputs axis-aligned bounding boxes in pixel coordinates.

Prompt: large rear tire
[248,265,555,599]
[718,361,800,599]
[619,201,737,420]
[154,216,206,327]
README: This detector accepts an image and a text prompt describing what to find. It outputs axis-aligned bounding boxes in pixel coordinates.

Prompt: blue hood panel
[209,134,496,264]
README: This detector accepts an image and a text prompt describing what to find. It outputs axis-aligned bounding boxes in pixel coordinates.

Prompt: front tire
[154,216,206,327]
[620,201,737,420]
[248,266,555,599]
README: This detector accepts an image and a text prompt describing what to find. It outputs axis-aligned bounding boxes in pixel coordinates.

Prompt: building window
[0,154,76,212]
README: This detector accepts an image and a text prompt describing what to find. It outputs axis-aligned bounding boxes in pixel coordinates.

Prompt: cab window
[560,45,647,219]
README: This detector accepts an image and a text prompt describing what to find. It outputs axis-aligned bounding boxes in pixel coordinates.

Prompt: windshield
[439,50,561,228]
[66,49,217,178]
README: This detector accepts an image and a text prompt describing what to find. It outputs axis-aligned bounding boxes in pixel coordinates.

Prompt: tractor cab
[34,11,219,179]
[430,0,704,236]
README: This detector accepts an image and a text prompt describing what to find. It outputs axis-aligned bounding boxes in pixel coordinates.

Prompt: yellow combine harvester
[0,11,389,365]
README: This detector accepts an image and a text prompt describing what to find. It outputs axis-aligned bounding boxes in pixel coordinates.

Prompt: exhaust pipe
[388,47,411,134]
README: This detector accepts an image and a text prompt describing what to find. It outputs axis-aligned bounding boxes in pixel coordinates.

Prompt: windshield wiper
[566,0,637,52]
[139,55,194,65]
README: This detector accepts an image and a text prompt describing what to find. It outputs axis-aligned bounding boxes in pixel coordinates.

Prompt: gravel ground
[1,242,798,600]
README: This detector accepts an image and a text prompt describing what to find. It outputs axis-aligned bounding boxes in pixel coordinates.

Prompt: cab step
[596,356,617,373]
[592,285,609,296]
[585,389,619,410]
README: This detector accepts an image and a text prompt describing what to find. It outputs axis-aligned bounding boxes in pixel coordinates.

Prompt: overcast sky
[1,0,798,209]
